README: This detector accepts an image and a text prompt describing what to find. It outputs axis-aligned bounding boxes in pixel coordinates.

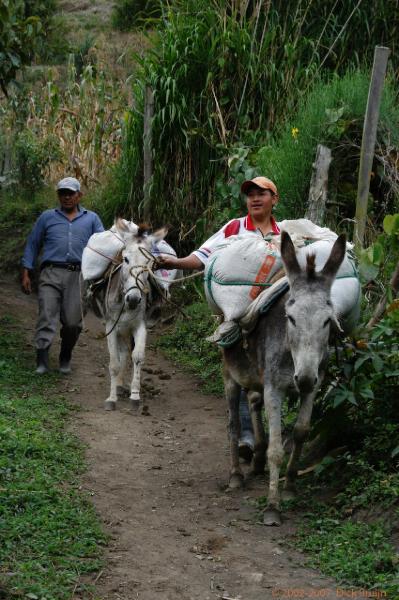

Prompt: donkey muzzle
[125,291,142,310]
[294,373,318,394]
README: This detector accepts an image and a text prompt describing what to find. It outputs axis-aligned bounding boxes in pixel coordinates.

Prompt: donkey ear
[280,231,301,281]
[320,234,346,283]
[150,227,168,244]
[114,218,130,234]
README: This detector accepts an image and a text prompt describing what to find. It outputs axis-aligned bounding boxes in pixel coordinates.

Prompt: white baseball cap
[56,177,80,192]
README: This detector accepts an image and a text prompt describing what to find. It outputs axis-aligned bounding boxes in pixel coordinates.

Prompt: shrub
[114,0,399,252]
[256,70,399,227]
[14,130,62,192]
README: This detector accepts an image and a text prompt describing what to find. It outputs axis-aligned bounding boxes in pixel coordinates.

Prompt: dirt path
[2,276,352,600]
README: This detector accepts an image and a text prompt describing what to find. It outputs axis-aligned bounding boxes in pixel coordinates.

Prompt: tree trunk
[354,46,390,249]
[305,144,332,226]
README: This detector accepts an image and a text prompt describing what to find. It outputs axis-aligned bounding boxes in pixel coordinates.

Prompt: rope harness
[97,246,194,336]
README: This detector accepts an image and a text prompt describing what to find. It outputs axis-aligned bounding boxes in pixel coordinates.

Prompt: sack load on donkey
[204,218,361,346]
[81,219,180,320]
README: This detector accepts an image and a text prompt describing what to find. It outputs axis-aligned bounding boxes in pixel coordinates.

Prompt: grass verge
[256,474,398,598]
[0,315,106,599]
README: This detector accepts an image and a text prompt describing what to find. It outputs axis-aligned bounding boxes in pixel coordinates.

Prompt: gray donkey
[222,231,346,526]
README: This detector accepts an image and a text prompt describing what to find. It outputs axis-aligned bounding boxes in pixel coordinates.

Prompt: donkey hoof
[263,508,282,527]
[229,473,244,490]
[104,399,116,411]
[117,385,130,398]
[130,397,141,411]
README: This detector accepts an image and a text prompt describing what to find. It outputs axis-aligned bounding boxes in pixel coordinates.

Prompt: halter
[104,248,154,336]
[124,247,157,296]
[103,245,195,337]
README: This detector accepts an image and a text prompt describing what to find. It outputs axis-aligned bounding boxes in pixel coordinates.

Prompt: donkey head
[115,219,167,310]
[280,231,346,395]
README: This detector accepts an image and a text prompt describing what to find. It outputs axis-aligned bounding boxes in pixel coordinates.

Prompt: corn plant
[1,55,126,188]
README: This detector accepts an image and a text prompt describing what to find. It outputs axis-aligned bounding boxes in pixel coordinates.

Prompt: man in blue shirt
[22,177,104,374]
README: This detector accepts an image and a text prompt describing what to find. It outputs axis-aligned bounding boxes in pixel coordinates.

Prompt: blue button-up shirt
[22,206,104,270]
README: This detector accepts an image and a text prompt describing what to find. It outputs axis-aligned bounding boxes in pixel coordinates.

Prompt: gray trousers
[35,266,83,350]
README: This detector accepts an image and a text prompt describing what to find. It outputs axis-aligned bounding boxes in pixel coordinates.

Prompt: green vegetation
[0,190,54,271]
[0,55,126,198]
[297,511,398,595]
[0,315,106,598]
[256,472,398,594]
[112,0,161,31]
[109,0,399,248]
[0,0,42,94]
[1,0,399,594]
[257,71,399,227]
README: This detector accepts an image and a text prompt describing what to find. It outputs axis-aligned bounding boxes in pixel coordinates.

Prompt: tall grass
[113,0,399,249]
[257,70,399,229]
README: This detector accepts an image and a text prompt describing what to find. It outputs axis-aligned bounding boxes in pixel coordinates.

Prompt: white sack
[81,220,134,281]
[204,235,283,321]
[82,221,180,292]
[296,241,360,333]
[204,231,360,334]
[151,239,179,293]
[278,218,340,246]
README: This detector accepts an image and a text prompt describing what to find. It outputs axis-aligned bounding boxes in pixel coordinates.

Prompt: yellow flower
[291,127,299,140]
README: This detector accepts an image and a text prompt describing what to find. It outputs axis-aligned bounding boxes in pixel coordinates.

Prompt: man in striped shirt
[158,176,280,460]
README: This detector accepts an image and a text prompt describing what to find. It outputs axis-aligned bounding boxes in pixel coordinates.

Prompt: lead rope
[103,263,125,337]
[137,247,196,318]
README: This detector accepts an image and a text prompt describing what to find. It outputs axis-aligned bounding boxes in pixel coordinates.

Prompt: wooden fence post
[143,85,154,222]
[354,46,390,249]
[305,144,332,226]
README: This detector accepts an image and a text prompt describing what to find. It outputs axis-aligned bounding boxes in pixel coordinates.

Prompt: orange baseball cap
[241,176,278,196]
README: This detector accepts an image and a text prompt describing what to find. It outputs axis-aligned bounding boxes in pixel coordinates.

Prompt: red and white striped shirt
[193,214,280,265]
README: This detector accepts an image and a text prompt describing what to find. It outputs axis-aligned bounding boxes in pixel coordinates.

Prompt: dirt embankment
[1,275,357,600]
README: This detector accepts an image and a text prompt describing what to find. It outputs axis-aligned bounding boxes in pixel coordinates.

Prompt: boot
[36,348,49,374]
[59,342,72,375]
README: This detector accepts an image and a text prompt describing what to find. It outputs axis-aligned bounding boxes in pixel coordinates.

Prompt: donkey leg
[263,385,284,526]
[116,335,132,398]
[105,328,120,411]
[225,374,244,489]
[284,393,314,497]
[247,391,267,476]
[130,322,147,410]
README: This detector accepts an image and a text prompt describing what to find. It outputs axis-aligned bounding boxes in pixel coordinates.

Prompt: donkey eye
[323,318,331,327]
[287,315,296,326]
[124,257,129,264]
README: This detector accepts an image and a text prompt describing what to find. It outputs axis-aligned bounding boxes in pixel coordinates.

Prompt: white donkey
[101,219,167,412]
[222,231,347,526]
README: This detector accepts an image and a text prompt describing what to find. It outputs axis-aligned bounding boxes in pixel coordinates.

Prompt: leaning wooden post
[354,46,390,250]
[305,144,332,226]
[143,85,154,222]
